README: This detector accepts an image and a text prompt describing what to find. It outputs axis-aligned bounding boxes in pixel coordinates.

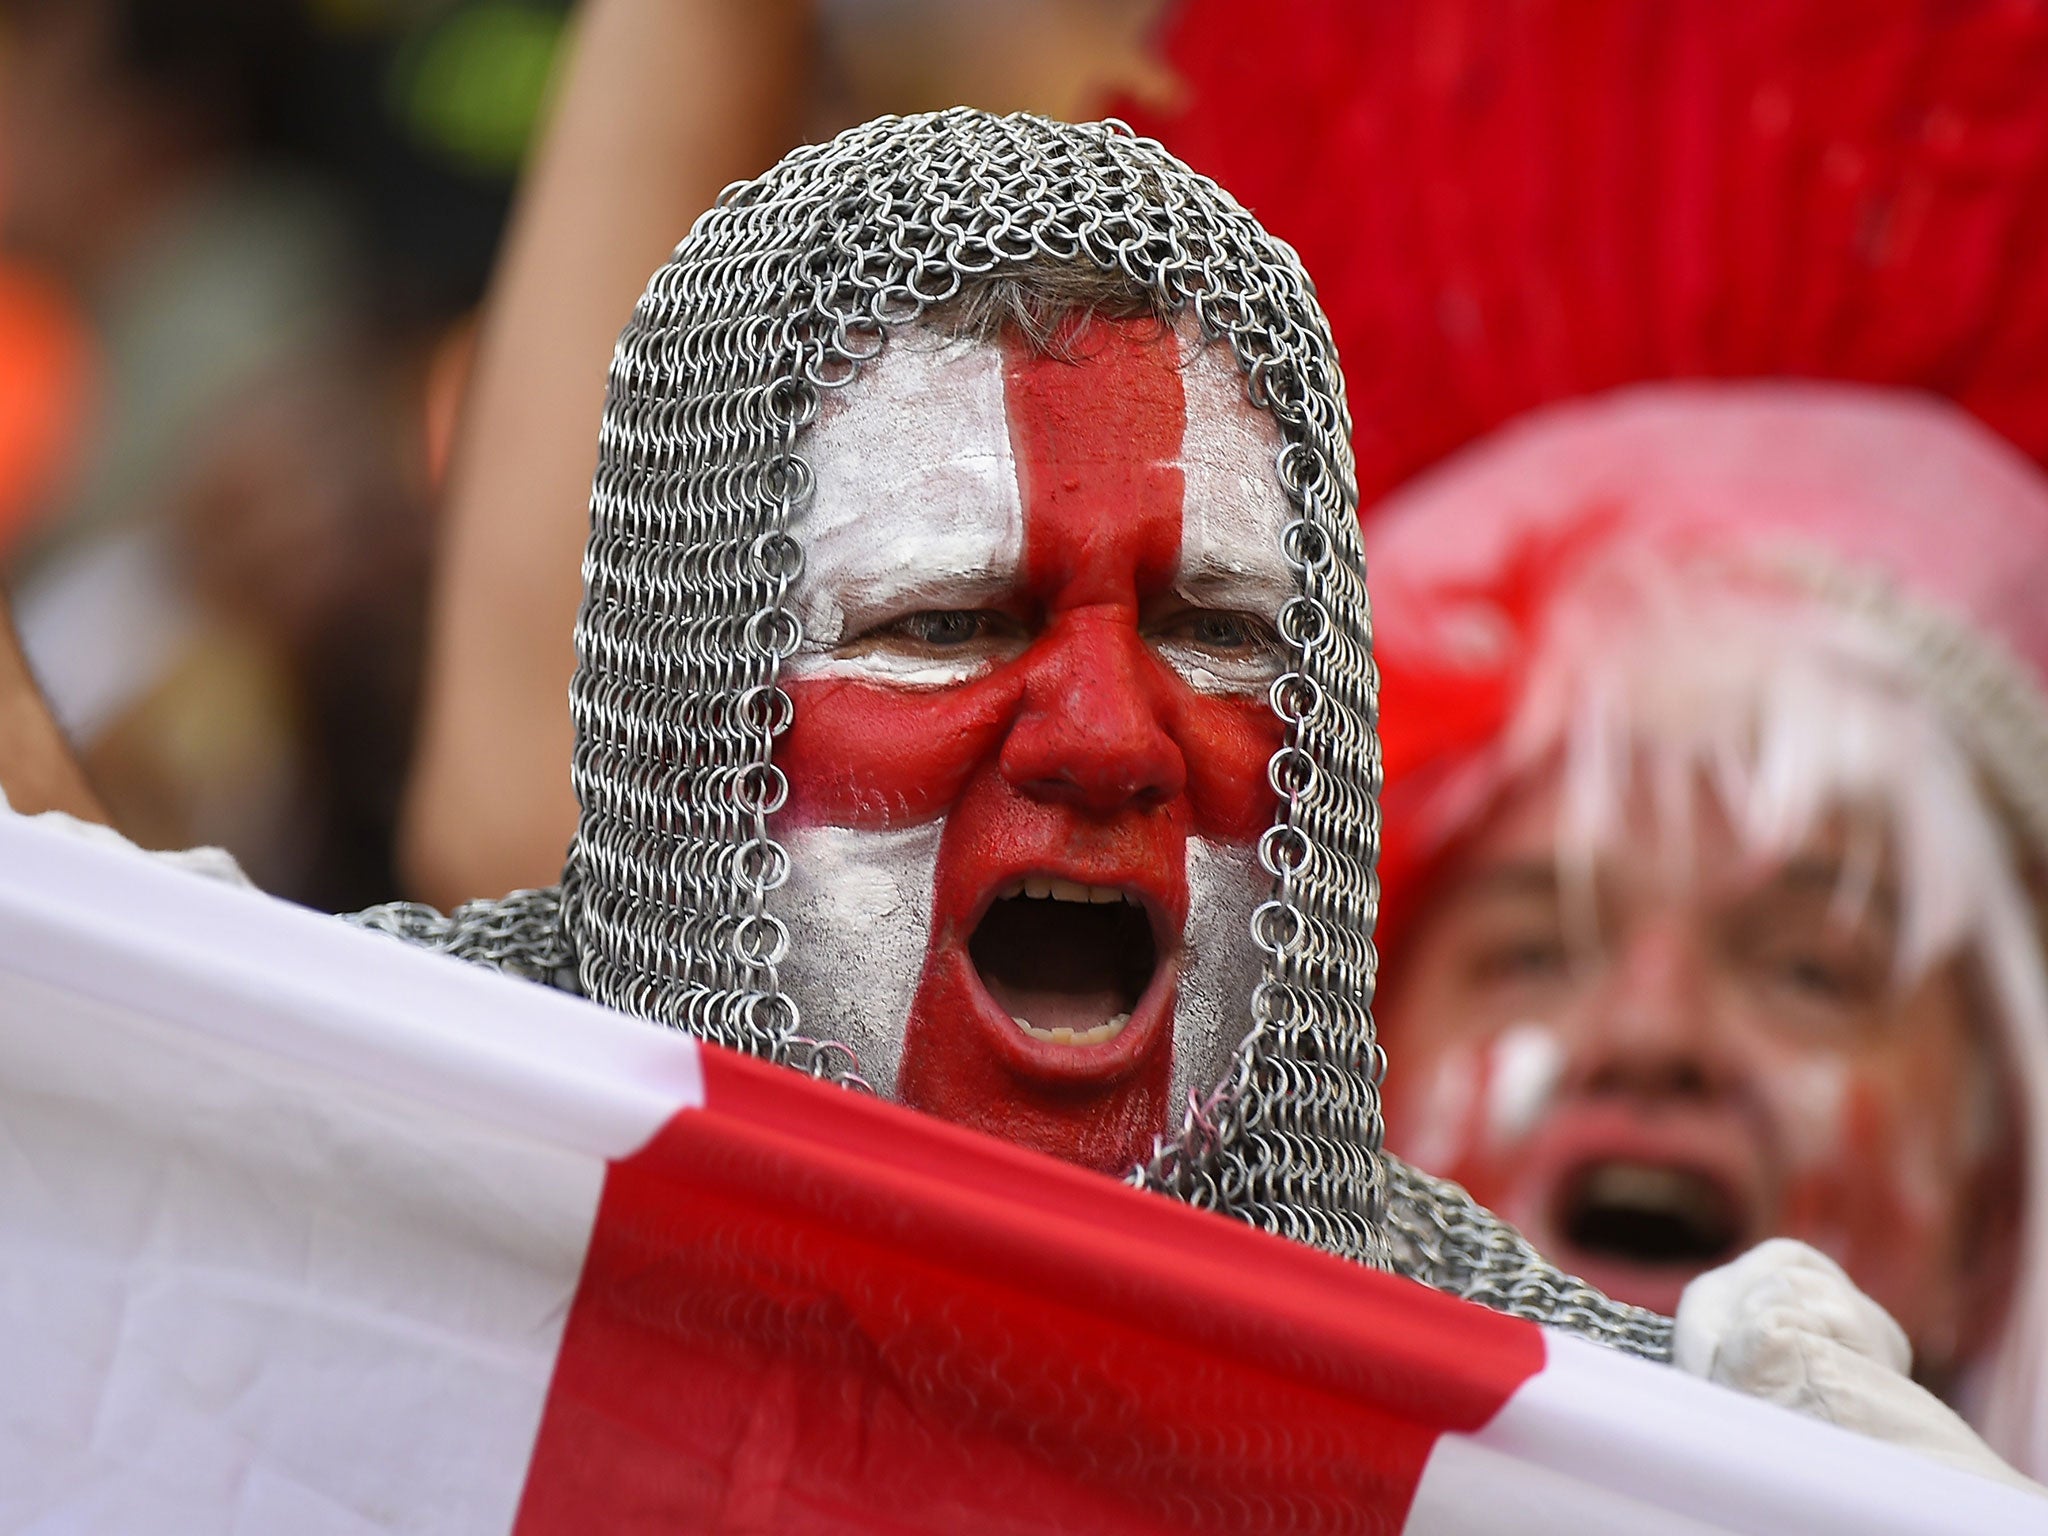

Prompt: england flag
[0,813,2028,1533]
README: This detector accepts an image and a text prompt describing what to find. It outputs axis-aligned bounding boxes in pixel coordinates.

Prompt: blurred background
[0,0,569,908]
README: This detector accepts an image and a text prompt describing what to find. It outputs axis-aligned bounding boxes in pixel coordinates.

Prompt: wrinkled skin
[1378,769,2021,1376]
[772,316,1289,1172]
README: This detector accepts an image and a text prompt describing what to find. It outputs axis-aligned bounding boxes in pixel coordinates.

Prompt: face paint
[1175,833,1269,1116]
[774,316,1288,1172]
[774,822,942,1095]
[788,335,1022,667]
[1379,769,2001,1338]
[1772,1055,1849,1171]
[1482,1020,1566,1148]
[1390,1039,1484,1176]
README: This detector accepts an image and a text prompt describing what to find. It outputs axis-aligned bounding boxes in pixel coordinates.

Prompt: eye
[1185,612,1260,651]
[1158,608,1279,654]
[1779,954,1846,996]
[1759,947,1877,1006]
[892,610,1003,648]
[830,607,1030,683]
[1484,938,1570,978]
[1467,932,1575,988]
[1735,921,1889,1024]
[1147,605,1287,691]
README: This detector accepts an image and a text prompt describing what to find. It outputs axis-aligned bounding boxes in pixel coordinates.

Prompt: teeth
[1011,1011,1132,1046]
[1576,1162,1736,1239]
[1585,1163,1705,1216]
[1004,877,1135,906]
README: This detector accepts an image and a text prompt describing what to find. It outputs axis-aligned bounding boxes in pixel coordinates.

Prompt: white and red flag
[0,813,2027,1533]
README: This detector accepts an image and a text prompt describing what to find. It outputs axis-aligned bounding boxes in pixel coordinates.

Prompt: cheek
[1383,1023,1564,1178]
[1171,836,1267,1111]
[1771,1062,1951,1250]
[770,821,943,1097]
[1766,1053,1851,1171]
[1383,1038,1484,1174]
[779,675,1018,828]
[1172,689,1283,843]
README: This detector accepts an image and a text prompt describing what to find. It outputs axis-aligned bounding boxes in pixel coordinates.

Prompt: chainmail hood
[355,109,1671,1359]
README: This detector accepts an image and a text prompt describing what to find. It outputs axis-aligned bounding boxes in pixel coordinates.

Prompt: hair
[925,252,1183,358]
[1479,555,2032,990]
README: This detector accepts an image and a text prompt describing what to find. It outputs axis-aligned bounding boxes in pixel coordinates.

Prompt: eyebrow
[1451,858,1565,902]
[1751,855,1900,929]
[1173,549,1297,611]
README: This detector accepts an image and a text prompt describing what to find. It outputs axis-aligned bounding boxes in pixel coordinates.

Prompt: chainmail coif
[354,109,1672,1361]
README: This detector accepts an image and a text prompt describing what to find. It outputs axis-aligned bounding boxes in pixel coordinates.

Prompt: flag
[0,813,2029,1533]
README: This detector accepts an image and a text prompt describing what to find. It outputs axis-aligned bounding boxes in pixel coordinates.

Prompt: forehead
[791,319,1295,643]
[1467,765,1894,912]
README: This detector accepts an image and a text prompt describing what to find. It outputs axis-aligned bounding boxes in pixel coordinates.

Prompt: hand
[1674,1238,2042,1494]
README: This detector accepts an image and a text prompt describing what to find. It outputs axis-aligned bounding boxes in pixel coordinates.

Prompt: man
[1364,381,2048,1476]
[354,108,1656,1343]
[342,108,1709,1366]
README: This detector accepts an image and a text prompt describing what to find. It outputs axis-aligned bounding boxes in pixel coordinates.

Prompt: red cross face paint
[772,316,1292,1172]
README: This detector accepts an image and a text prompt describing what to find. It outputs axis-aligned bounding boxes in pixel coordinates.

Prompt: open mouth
[1554,1160,1747,1269]
[968,877,1159,1046]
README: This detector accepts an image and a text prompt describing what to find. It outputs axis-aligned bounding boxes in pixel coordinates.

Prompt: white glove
[1674,1238,2042,1495]
[0,785,253,888]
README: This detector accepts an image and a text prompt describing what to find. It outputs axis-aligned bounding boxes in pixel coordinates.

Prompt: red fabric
[514,1044,1544,1533]
[1118,0,2048,508]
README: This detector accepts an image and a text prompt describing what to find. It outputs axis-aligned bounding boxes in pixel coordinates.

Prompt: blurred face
[771,316,1289,1172]
[1379,768,2017,1361]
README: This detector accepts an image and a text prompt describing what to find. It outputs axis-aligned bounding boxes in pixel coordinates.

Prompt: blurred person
[1363,383,2048,1476]
[0,0,431,904]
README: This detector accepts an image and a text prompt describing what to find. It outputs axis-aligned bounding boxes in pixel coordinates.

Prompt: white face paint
[1482,1020,1567,1147]
[787,334,1023,686]
[775,822,941,1097]
[1176,343,1296,609]
[1161,342,1293,1108]
[1175,835,1270,1118]
[1773,1055,1849,1171]
[1163,340,1297,696]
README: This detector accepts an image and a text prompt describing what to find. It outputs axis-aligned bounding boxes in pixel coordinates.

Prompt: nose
[1573,920,1736,1100]
[999,614,1187,814]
